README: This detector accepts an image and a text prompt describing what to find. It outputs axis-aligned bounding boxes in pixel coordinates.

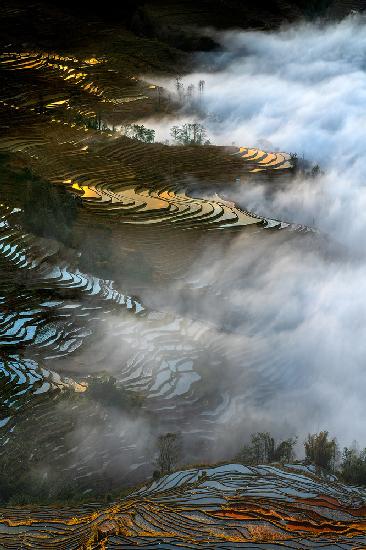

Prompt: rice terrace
[2,0,366,548]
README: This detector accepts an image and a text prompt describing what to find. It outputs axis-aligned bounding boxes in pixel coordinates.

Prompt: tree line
[154,430,366,487]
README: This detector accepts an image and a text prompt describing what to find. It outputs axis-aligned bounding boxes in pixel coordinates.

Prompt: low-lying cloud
[154,15,366,163]
[54,16,366,467]
[135,16,366,456]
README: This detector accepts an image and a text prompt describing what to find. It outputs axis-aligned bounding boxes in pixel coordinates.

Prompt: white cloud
[136,16,366,454]
[62,16,366,464]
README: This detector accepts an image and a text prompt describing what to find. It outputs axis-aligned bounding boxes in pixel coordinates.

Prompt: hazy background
[128,15,366,457]
[22,16,366,474]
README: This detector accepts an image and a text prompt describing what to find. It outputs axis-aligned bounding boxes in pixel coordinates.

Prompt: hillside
[0,0,365,545]
[1,463,366,548]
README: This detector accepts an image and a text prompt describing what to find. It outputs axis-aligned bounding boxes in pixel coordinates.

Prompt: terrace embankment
[0,0,319,507]
[0,45,295,237]
[1,463,366,548]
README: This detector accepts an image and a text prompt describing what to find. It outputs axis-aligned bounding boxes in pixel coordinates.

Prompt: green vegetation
[0,378,145,505]
[87,376,144,410]
[22,171,79,245]
[73,111,110,132]
[122,123,155,143]
[236,432,297,465]
[170,123,209,146]
[304,431,337,472]
[154,432,182,477]
[235,430,338,474]
[235,429,366,486]
[5,481,135,507]
[340,446,366,486]
[311,164,321,177]
[297,0,333,17]
[150,429,366,488]
[0,155,79,246]
[174,77,205,105]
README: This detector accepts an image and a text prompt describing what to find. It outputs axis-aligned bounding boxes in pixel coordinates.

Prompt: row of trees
[119,123,155,143]
[107,121,210,146]
[67,109,212,147]
[237,431,339,472]
[175,76,205,106]
[63,110,157,142]
[236,432,297,465]
[153,431,297,480]
[49,97,210,146]
[102,120,210,145]
[154,430,366,487]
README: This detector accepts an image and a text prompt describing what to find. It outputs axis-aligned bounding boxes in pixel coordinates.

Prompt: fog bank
[139,16,366,453]
[54,17,366,468]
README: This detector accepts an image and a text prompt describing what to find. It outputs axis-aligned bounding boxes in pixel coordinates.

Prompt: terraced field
[0,39,308,490]
[0,197,309,489]
[1,463,366,548]
[0,1,328,528]
[1,1,364,547]
[236,147,293,173]
[0,47,296,231]
[0,38,308,504]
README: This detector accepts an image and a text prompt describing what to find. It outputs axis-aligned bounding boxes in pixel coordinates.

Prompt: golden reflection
[84,57,103,65]
[71,183,100,198]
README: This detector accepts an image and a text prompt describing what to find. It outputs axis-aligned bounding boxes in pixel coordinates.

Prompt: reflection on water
[0,192,316,486]
[0,41,311,495]
[1,5,366,546]
[1,463,366,548]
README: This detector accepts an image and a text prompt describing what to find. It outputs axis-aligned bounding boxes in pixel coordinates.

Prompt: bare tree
[175,75,184,102]
[186,84,195,103]
[156,85,162,109]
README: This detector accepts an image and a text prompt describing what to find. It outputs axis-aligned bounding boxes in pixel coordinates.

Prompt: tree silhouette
[156,433,182,475]
[170,123,207,145]
[237,432,296,465]
[304,431,337,471]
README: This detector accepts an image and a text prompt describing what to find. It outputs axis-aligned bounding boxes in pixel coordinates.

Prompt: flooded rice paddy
[2,9,366,547]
